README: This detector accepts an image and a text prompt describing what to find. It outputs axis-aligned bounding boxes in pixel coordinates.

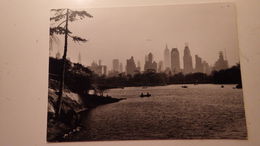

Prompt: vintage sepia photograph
[47,3,247,142]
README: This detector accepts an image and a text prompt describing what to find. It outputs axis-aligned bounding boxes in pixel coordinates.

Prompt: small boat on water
[235,83,242,89]
[181,85,188,88]
[140,92,151,97]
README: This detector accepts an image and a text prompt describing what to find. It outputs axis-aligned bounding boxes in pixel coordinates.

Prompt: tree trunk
[56,9,69,118]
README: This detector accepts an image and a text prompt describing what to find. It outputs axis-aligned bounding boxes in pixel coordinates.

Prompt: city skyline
[52,43,237,73]
[69,45,229,76]
[50,3,239,73]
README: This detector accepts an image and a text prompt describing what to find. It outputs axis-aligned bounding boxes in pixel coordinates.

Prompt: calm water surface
[71,84,247,141]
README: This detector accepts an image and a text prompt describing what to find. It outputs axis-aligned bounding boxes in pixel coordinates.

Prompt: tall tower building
[89,61,103,76]
[126,56,137,75]
[195,55,203,73]
[144,52,157,72]
[137,61,141,72]
[183,44,193,74]
[202,60,211,75]
[148,53,153,63]
[112,59,120,72]
[164,44,171,70]
[214,51,228,71]
[158,61,164,72]
[119,63,123,73]
[171,48,181,74]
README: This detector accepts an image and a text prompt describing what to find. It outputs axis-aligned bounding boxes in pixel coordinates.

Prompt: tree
[50,9,93,118]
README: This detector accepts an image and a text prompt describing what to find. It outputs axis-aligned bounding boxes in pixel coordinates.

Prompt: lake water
[71,84,247,141]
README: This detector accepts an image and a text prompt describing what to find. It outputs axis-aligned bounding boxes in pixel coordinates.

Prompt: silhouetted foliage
[49,57,71,78]
[50,9,92,43]
[169,73,185,84]
[184,72,210,84]
[92,64,242,88]
[49,57,93,95]
[211,64,242,84]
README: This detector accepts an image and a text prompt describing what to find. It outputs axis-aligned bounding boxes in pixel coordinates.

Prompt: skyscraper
[88,60,107,76]
[214,51,228,71]
[137,61,141,72]
[119,63,123,73]
[148,52,153,63]
[171,48,181,74]
[158,61,164,72]
[89,61,103,76]
[164,44,170,70]
[195,55,203,73]
[126,56,137,75]
[144,52,157,72]
[202,60,211,75]
[112,59,120,72]
[183,44,193,74]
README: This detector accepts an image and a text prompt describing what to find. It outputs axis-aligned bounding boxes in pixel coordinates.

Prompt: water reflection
[73,84,247,141]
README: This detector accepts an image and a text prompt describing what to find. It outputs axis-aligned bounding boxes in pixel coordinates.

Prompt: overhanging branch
[68,34,87,43]
[50,27,72,36]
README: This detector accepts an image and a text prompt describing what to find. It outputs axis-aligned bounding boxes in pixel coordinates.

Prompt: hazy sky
[50,3,239,71]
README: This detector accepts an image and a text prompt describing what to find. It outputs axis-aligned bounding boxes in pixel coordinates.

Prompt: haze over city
[50,3,239,72]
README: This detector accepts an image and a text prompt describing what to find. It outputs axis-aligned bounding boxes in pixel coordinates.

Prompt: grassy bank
[47,80,125,142]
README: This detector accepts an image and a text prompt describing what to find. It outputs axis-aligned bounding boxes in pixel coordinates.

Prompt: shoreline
[47,90,125,142]
[105,83,242,90]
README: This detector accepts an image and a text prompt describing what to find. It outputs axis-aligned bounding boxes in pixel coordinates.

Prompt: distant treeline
[94,64,242,88]
[49,57,242,93]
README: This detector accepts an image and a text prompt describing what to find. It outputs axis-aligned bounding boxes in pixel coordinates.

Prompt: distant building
[171,48,181,74]
[164,44,171,70]
[107,70,119,77]
[194,55,203,73]
[213,51,228,71]
[89,60,107,76]
[183,44,193,74]
[152,62,157,72]
[103,65,107,75]
[158,61,164,72]
[112,59,120,72]
[119,63,123,73]
[144,52,157,72]
[202,60,211,75]
[137,61,141,72]
[89,61,102,75]
[108,59,123,77]
[126,56,137,75]
[164,67,172,75]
